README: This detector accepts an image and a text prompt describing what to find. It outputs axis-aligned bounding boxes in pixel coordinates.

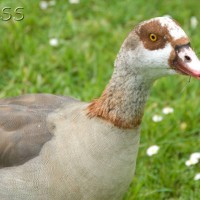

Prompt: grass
[0,0,200,199]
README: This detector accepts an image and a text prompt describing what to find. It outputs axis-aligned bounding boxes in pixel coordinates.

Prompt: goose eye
[149,34,157,42]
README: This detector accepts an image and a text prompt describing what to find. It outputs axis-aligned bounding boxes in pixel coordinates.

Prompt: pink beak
[173,44,200,79]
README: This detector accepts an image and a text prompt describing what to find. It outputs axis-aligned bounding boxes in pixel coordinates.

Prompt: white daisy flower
[39,1,48,10]
[185,152,200,166]
[190,16,198,29]
[190,152,200,161]
[185,158,199,166]
[69,0,80,4]
[49,38,59,47]
[194,173,200,181]
[152,115,163,122]
[146,145,160,156]
[162,107,174,114]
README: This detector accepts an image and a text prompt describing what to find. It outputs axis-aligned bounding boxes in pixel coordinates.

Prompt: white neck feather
[88,46,154,129]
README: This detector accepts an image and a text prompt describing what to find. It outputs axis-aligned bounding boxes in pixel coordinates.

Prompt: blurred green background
[0,0,200,199]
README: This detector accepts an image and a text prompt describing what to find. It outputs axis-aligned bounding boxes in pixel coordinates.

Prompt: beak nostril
[184,55,191,62]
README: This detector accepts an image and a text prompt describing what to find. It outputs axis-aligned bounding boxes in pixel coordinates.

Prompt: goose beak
[173,44,200,79]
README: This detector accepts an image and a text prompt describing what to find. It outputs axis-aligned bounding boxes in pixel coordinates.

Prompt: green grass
[0,0,200,199]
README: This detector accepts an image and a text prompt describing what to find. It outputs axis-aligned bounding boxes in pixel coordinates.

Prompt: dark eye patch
[136,20,170,50]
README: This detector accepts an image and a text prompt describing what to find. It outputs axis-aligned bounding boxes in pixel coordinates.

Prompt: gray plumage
[0,94,78,168]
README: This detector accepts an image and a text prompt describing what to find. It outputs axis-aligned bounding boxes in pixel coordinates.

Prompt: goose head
[88,17,200,129]
[115,16,200,81]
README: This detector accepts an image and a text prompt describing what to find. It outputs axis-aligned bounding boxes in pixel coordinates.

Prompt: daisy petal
[39,1,48,10]
[152,115,163,122]
[185,158,198,166]
[146,145,160,156]
[190,152,200,161]
[49,38,59,47]
[194,173,200,181]
[162,107,174,114]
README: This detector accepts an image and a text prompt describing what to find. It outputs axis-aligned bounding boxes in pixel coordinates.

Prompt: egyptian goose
[0,17,200,200]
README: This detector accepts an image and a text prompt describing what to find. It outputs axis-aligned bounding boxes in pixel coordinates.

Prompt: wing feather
[0,94,78,168]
